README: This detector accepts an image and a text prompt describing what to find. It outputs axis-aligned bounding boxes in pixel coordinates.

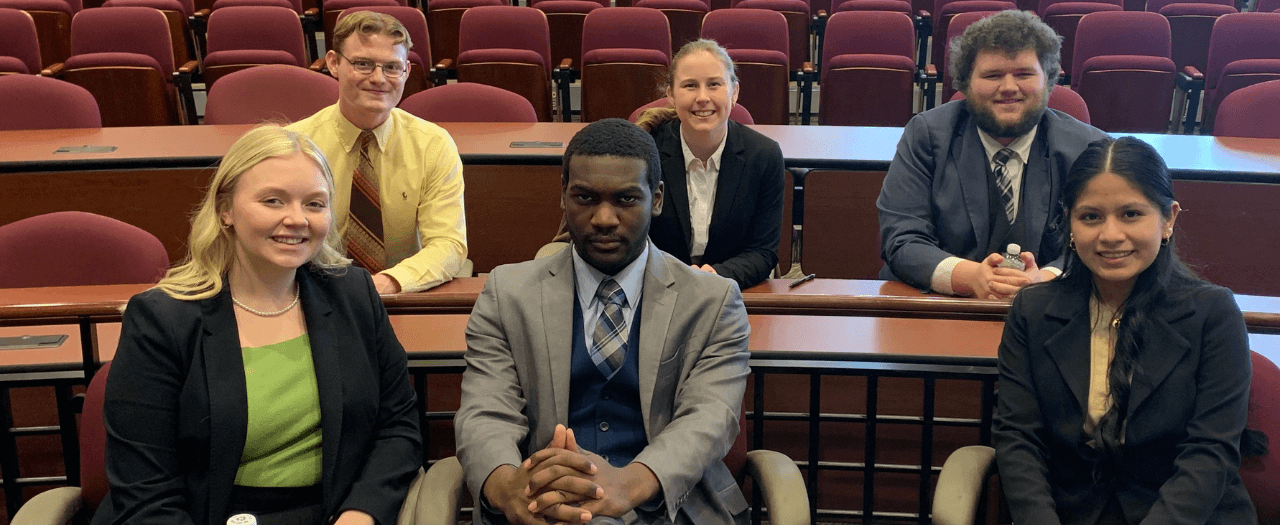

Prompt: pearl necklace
[232,285,300,317]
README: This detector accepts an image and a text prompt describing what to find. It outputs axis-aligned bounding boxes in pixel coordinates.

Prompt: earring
[1069,233,1076,250]
[1161,235,1170,247]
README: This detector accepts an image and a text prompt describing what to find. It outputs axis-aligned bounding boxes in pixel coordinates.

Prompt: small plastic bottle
[999,243,1026,271]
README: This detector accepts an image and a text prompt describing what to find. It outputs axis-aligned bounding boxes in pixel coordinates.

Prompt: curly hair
[948,9,1062,94]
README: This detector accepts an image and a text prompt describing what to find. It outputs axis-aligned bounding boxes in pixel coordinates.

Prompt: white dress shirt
[680,127,729,261]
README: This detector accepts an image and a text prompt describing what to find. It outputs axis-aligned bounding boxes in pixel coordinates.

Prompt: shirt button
[599,421,610,432]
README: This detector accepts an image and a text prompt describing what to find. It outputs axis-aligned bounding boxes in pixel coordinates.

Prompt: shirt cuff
[1043,266,1062,277]
[930,256,965,295]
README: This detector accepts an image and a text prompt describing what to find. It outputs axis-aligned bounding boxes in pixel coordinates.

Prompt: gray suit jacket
[455,242,751,524]
[877,100,1108,289]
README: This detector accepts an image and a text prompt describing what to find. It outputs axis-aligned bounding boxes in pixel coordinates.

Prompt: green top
[234,333,323,488]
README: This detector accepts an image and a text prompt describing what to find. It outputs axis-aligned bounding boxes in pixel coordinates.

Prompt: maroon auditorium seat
[0,212,169,288]
[635,0,709,59]
[0,0,73,68]
[203,64,336,124]
[1040,1,1121,82]
[0,74,100,129]
[400,82,539,122]
[0,8,41,74]
[819,10,916,126]
[529,0,606,72]
[201,6,308,88]
[1072,10,1176,132]
[456,5,555,121]
[579,7,672,121]
[732,0,810,69]
[700,8,790,124]
[1212,79,1280,138]
[1193,12,1280,134]
[425,0,505,69]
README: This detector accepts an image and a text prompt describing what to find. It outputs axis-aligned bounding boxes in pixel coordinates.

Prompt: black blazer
[92,267,421,525]
[647,119,785,290]
[994,282,1256,525]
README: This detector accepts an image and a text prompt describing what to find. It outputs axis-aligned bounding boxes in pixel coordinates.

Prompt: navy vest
[568,297,647,467]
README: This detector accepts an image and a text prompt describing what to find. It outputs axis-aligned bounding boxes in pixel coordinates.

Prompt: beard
[966,92,1049,139]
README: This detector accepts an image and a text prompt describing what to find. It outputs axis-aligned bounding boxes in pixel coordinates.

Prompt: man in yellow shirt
[289,12,466,293]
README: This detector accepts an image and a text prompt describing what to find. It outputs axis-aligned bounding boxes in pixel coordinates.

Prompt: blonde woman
[94,126,420,525]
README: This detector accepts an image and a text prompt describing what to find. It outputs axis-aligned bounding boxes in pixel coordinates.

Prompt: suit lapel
[954,118,991,251]
[1042,286,1092,416]
[298,269,342,506]
[541,249,576,424]
[707,122,746,255]
[199,285,247,523]
[658,122,694,250]
[1023,122,1053,252]
[1128,301,1194,417]
[638,244,677,437]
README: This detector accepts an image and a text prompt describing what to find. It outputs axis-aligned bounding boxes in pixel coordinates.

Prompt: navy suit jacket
[92,267,421,525]
[876,100,1107,289]
[648,119,785,289]
[994,281,1256,525]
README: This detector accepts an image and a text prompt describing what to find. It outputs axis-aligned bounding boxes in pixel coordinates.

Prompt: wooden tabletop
[4,278,1280,331]
[3,124,1278,179]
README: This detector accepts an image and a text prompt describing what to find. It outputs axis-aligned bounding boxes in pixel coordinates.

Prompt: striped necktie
[346,130,386,273]
[993,147,1017,223]
[591,279,628,380]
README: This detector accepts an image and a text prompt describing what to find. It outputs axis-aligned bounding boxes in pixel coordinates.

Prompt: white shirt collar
[977,124,1037,165]
[571,242,648,311]
[679,125,728,172]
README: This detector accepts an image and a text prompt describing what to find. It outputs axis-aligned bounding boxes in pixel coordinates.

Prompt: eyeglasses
[335,51,408,78]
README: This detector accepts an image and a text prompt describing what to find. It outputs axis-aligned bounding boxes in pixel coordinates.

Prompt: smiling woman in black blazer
[93,126,420,525]
[994,136,1257,525]
[635,39,785,290]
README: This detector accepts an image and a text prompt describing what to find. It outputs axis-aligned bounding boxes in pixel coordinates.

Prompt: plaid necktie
[590,279,628,380]
[346,130,386,273]
[993,147,1017,223]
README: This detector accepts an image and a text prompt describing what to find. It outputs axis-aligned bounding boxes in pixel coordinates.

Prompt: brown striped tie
[346,130,386,273]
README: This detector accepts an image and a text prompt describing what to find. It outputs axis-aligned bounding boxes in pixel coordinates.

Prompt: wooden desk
[5,124,1280,282]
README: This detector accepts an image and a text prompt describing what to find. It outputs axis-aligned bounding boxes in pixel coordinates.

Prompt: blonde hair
[154,125,350,300]
[635,39,739,131]
[333,11,412,55]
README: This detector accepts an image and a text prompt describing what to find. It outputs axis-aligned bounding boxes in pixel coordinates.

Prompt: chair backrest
[0,211,169,288]
[1157,2,1236,74]
[1213,79,1280,138]
[205,6,306,66]
[581,7,672,62]
[0,8,41,74]
[950,85,1092,124]
[1258,0,1279,12]
[1144,0,1229,11]
[337,5,431,67]
[1042,1,1123,80]
[458,5,552,75]
[0,74,100,129]
[1071,10,1170,89]
[0,0,74,68]
[627,97,755,123]
[211,0,301,14]
[204,64,338,124]
[701,8,788,60]
[833,0,913,14]
[81,361,112,512]
[822,10,914,76]
[1037,0,1119,16]
[399,81,539,122]
[1204,12,1280,91]
[1243,351,1280,524]
[70,6,174,76]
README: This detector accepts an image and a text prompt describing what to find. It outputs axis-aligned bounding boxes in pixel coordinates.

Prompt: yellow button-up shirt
[288,105,467,292]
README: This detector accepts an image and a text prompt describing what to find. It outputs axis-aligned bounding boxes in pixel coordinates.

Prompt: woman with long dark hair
[994,136,1257,524]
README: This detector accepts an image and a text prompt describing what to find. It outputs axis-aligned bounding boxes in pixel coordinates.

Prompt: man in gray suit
[878,10,1107,299]
[455,119,751,525]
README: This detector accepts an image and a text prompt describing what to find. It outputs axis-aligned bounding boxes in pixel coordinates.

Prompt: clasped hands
[956,251,1054,300]
[482,425,659,525]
